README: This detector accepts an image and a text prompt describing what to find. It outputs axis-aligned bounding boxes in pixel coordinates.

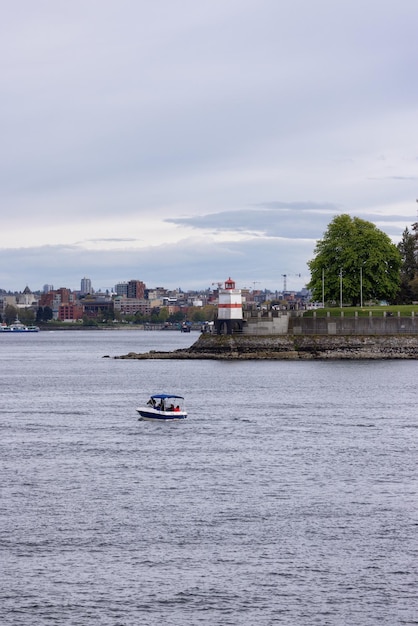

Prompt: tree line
[0,303,216,326]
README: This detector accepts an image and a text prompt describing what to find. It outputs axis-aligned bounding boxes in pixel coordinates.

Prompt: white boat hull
[136,407,187,421]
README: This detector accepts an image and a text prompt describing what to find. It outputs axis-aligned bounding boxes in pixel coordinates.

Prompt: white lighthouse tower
[215,277,243,334]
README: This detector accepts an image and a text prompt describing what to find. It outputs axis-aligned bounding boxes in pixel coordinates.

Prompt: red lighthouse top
[224,277,235,289]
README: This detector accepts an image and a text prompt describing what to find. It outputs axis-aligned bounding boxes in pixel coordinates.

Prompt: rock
[113,334,418,360]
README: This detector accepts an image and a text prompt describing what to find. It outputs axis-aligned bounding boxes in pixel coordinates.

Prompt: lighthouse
[215,277,243,334]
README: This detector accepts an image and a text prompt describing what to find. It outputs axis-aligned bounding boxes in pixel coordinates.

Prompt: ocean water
[1,330,418,625]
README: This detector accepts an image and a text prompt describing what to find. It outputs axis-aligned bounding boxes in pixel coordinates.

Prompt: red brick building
[58,303,84,322]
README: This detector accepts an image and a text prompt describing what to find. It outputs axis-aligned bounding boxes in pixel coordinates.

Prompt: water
[1,330,418,625]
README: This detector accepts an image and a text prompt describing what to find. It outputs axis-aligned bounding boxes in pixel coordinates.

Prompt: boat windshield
[147,394,185,411]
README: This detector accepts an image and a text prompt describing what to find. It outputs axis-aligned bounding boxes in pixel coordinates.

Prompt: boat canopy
[150,393,184,400]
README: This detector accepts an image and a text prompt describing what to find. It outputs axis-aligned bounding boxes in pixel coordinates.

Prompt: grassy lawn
[302,305,418,318]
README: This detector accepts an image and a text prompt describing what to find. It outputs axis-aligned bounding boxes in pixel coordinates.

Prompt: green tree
[4,304,18,325]
[113,309,122,322]
[18,308,36,325]
[44,306,53,322]
[149,307,168,324]
[409,275,418,301]
[187,305,216,322]
[133,311,146,324]
[36,306,53,323]
[82,315,98,327]
[308,214,401,306]
[168,310,185,323]
[397,227,417,303]
[190,308,206,322]
[157,307,169,323]
[101,307,114,323]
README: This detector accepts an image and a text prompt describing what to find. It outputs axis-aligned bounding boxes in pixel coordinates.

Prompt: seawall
[114,333,418,360]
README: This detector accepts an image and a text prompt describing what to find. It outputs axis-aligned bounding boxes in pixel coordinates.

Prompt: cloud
[166,204,412,240]
[166,208,331,239]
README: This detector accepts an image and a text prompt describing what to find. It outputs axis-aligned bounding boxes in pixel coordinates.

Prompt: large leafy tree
[308,214,401,306]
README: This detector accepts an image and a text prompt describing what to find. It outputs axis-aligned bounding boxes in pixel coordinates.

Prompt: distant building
[80,277,92,295]
[58,303,84,322]
[0,294,18,315]
[81,293,114,318]
[0,286,39,319]
[39,288,77,320]
[127,280,146,300]
[16,286,38,309]
[115,282,129,297]
[114,297,151,316]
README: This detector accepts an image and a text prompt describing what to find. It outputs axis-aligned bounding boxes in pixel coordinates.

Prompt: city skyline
[1,1,418,292]
[0,276,307,297]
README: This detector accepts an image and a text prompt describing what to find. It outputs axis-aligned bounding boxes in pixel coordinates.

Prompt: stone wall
[185,333,418,359]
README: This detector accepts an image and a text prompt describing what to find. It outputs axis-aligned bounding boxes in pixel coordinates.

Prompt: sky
[1,0,418,294]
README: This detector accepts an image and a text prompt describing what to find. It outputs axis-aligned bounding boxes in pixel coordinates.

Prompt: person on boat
[169,404,175,411]
[147,397,156,407]
[174,405,180,412]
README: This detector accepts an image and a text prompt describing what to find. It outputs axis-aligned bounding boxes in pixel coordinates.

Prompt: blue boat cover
[150,393,184,400]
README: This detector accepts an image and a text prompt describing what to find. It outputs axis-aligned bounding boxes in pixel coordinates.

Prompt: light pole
[339,268,343,308]
[360,265,363,308]
[322,267,325,308]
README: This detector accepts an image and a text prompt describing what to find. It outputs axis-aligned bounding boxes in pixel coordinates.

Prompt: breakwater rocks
[114,333,418,360]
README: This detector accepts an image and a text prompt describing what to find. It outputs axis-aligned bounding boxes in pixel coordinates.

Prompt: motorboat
[0,318,39,332]
[136,393,187,421]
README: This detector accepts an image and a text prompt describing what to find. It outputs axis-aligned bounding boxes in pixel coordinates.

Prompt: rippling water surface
[1,330,418,625]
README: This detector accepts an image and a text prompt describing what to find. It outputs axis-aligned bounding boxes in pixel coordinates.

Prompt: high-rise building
[80,277,92,295]
[127,280,146,299]
[115,282,129,297]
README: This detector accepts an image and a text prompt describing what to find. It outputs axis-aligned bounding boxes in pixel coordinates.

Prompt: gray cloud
[166,205,412,240]
[166,209,329,239]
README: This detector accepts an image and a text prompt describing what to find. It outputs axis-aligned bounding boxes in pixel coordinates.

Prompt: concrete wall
[289,312,418,335]
[240,309,418,336]
[243,312,289,335]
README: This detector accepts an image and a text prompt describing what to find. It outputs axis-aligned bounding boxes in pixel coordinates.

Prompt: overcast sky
[1,0,418,293]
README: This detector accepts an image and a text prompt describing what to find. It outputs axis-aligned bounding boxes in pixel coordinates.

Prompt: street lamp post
[322,267,325,308]
[340,268,343,308]
[360,265,363,308]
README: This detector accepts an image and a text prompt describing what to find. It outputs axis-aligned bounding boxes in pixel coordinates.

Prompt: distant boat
[0,318,39,333]
[136,394,187,421]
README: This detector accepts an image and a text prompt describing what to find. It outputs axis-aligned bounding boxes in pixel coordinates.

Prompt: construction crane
[281,273,301,292]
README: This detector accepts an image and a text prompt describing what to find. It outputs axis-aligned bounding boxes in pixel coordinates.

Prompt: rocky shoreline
[113,333,418,360]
